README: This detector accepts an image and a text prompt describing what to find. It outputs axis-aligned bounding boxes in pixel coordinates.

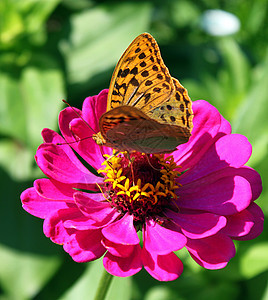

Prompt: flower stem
[94,268,114,300]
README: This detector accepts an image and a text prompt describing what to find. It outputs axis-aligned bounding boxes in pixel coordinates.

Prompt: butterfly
[92,33,193,154]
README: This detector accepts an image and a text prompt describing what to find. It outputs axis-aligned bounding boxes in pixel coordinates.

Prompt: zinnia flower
[21,89,264,281]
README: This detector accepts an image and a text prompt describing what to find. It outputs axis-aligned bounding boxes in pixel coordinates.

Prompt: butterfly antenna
[62,101,116,169]
[56,136,94,146]
[62,99,97,134]
[61,100,109,162]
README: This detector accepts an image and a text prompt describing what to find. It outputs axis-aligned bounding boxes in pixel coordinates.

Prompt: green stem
[94,268,114,300]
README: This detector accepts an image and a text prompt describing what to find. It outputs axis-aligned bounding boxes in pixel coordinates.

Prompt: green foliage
[0,0,267,299]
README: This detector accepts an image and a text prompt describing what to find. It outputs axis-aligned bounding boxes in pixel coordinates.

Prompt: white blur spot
[201,9,240,36]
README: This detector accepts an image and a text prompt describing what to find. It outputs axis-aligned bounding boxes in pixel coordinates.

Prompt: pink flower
[21,89,264,281]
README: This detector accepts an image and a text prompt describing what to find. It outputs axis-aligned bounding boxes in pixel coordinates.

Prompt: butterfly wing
[99,105,150,139]
[99,106,191,153]
[107,33,174,113]
[94,33,193,153]
[147,77,193,133]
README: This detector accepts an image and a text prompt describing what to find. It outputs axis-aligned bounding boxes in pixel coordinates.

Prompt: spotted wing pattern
[107,33,175,113]
[93,33,193,153]
[147,78,193,134]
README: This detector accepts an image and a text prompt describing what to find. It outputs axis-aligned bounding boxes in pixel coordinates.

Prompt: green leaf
[240,243,268,279]
[20,59,65,150]
[261,282,268,300]
[0,139,41,180]
[60,3,152,90]
[232,51,268,167]
[244,0,268,35]
[0,244,61,300]
[0,0,60,48]
[62,0,94,10]
[59,260,131,300]
[170,0,200,28]
[105,273,131,300]
[0,56,65,180]
[0,0,24,47]
[145,286,183,300]
[16,0,60,34]
[216,38,251,117]
[0,72,27,141]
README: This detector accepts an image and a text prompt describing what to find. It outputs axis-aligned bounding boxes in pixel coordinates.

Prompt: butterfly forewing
[107,33,175,113]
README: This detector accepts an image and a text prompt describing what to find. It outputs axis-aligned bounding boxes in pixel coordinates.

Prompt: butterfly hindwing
[99,105,150,137]
[101,106,190,153]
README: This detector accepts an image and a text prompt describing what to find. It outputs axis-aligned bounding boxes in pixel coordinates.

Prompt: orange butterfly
[93,33,193,154]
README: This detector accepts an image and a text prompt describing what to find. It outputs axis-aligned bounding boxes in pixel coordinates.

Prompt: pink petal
[63,229,106,263]
[232,203,264,240]
[41,128,103,187]
[180,134,252,183]
[79,192,106,202]
[34,178,74,201]
[59,107,104,170]
[82,90,108,128]
[69,119,112,170]
[186,233,236,269]
[241,167,263,201]
[59,91,111,170]
[143,219,186,255]
[81,90,111,159]
[174,100,222,169]
[35,143,103,188]
[58,106,83,142]
[74,192,120,226]
[142,248,183,281]
[178,167,258,215]
[21,187,72,219]
[219,113,232,135]
[64,217,102,230]
[102,239,137,257]
[41,128,79,160]
[166,210,227,239]
[103,245,142,277]
[42,128,104,182]
[221,207,255,238]
[102,214,140,245]
[43,207,83,243]
[69,119,107,169]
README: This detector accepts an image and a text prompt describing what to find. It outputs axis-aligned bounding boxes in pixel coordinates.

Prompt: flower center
[99,151,181,226]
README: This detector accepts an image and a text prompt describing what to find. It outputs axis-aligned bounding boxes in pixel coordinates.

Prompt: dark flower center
[99,151,181,226]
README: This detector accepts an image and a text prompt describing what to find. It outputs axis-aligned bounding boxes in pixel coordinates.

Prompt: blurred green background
[0,0,267,299]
